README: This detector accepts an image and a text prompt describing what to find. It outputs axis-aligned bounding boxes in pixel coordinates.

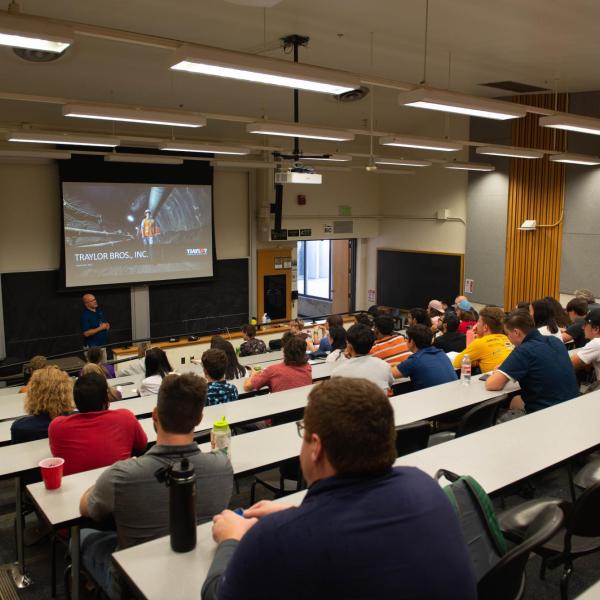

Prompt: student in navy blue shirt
[392,324,458,390]
[202,378,476,600]
[486,310,579,412]
[202,349,239,406]
[81,293,109,348]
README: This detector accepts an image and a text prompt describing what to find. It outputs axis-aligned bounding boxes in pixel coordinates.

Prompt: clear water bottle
[461,354,472,385]
[211,416,232,458]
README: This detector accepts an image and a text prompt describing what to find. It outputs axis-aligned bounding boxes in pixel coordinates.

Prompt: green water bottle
[211,416,232,458]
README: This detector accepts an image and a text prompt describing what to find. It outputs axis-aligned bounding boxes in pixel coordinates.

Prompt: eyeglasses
[295,420,305,438]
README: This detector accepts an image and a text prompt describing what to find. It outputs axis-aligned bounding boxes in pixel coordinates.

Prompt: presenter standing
[81,293,110,360]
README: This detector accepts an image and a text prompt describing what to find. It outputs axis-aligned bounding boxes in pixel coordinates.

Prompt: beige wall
[213,168,249,259]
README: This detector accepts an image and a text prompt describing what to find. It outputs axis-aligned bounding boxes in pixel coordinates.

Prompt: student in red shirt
[244,336,312,393]
[49,372,148,476]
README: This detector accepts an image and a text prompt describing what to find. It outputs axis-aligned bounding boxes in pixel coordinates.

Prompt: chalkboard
[377,249,463,310]
[1,270,131,360]
[149,259,249,338]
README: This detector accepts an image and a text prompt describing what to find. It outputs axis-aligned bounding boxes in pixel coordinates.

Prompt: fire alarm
[297,194,306,205]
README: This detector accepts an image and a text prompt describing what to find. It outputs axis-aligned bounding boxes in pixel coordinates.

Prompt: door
[331,239,351,314]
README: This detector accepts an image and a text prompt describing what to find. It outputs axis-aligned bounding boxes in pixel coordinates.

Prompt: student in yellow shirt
[452,306,513,373]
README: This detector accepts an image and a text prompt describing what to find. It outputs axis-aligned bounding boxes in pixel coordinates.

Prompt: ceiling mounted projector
[275,166,322,184]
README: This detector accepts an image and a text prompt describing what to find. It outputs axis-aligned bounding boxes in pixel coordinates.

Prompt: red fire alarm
[297,194,306,205]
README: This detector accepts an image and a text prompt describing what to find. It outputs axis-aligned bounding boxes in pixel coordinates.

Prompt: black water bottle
[168,458,197,552]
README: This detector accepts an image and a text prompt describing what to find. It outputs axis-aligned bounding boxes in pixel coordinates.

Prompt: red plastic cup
[39,457,65,490]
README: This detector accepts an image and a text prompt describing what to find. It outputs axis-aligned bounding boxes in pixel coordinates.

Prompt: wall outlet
[181,357,185,364]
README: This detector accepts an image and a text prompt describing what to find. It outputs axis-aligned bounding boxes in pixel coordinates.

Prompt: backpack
[435,469,507,582]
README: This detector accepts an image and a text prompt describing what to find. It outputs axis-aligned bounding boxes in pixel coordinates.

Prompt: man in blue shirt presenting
[81,293,109,356]
[202,377,476,600]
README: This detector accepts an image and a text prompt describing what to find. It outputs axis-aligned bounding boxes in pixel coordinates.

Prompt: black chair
[478,504,564,600]
[573,456,600,490]
[428,395,508,446]
[395,421,430,456]
[499,480,600,600]
[250,457,305,504]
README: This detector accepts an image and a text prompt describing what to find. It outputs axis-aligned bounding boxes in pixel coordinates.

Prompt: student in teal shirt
[202,349,239,406]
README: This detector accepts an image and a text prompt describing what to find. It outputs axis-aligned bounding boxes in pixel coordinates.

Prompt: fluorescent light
[540,114,600,136]
[370,168,415,176]
[310,165,351,173]
[379,135,462,152]
[159,141,251,155]
[63,104,206,128]
[247,122,354,142]
[0,13,72,53]
[375,157,431,167]
[444,161,495,172]
[211,160,275,169]
[0,149,71,159]
[398,89,527,120]
[548,153,600,166]
[7,131,120,147]
[170,44,360,95]
[300,154,352,162]
[104,153,183,165]
[476,145,544,159]
[519,220,537,231]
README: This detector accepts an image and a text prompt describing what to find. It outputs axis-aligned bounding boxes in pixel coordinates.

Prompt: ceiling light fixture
[379,135,462,152]
[159,141,251,155]
[0,12,72,53]
[170,44,360,95]
[211,160,275,169]
[300,154,352,162]
[63,104,206,128]
[375,157,432,167]
[548,153,600,166]
[0,149,71,159]
[443,161,495,172]
[104,153,184,165]
[7,131,120,147]
[476,145,544,159]
[398,88,527,120]
[371,168,415,176]
[539,114,600,136]
[247,122,355,142]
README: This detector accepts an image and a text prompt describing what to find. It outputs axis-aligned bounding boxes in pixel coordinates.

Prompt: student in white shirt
[325,327,348,364]
[530,299,563,340]
[572,309,600,380]
[139,348,173,396]
[331,324,394,392]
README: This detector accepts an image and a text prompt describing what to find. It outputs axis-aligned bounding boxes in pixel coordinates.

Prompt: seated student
[325,326,348,364]
[427,299,445,331]
[369,315,410,365]
[139,348,173,396]
[84,346,116,379]
[530,298,563,339]
[455,300,478,334]
[331,324,394,392]
[452,306,513,373]
[239,324,268,357]
[288,318,315,351]
[544,296,570,329]
[485,311,580,412]
[202,348,239,406]
[408,307,432,329]
[244,336,312,393]
[19,354,48,393]
[202,378,477,600]
[571,309,600,380]
[353,312,372,327]
[562,297,589,348]
[211,337,247,380]
[49,372,148,476]
[575,288,600,311]
[80,363,122,402]
[79,373,233,598]
[455,295,479,320]
[316,314,344,353]
[392,325,458,390]
[434,314,466,353]
[11,366,75,443]
[116,342,150,378]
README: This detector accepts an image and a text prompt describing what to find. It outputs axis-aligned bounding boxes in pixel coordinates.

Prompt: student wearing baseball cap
[572,309,600,380]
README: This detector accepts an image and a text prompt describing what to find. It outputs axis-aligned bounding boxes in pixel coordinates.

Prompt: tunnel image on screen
[62,182,214,287]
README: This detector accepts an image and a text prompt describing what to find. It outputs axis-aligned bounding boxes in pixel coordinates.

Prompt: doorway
[297,239,355,318]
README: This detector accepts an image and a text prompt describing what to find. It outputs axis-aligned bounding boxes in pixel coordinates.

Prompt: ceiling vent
[333,86,370,103]
[480,81,550,94]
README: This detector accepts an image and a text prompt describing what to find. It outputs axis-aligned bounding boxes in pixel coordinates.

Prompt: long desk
[112,390,600,600]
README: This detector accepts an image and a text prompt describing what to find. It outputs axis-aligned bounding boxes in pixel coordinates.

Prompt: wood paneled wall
[503,94,567,310]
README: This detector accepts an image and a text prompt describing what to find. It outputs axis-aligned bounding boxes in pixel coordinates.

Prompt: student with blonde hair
[11,366,75,443]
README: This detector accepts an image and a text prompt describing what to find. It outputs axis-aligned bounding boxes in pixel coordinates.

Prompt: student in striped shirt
[369,315,411,366]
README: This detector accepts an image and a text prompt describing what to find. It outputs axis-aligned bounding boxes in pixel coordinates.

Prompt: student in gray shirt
[79,373,233,598]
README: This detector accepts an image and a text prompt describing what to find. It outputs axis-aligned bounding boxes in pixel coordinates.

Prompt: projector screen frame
[58,154,216,292]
